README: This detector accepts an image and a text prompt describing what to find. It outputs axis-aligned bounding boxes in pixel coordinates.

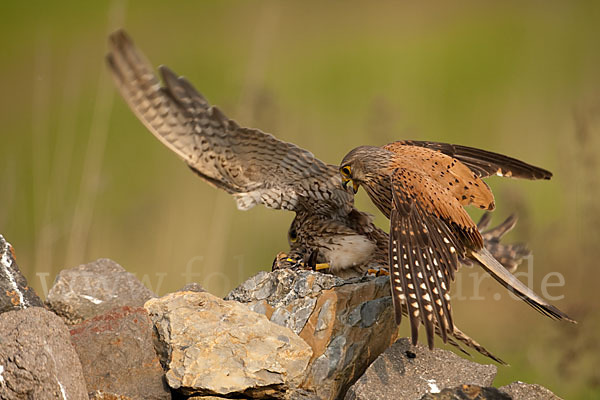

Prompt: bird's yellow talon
[315,263,330,271]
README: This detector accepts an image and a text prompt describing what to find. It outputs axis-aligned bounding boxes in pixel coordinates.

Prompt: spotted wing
[382,144,496,211]
[388,167,485,349]
[385,140,552,180]
[106,30,352,216]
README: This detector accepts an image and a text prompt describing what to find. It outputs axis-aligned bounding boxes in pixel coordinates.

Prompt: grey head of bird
[339,145,394,193]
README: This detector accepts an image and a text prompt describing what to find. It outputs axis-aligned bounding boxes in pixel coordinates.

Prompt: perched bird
[276,211,528,278]
[106,30,550,362]
[273,211,530,365]
[340,142,576,349]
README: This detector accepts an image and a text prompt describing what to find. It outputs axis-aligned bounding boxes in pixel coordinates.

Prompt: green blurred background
[1,1,598,397]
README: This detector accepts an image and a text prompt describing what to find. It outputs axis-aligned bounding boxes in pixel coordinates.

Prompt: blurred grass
[1,1,599,398]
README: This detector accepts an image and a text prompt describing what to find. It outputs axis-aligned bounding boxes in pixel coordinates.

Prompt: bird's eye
[289,228,298,242]
[340,166,351,177]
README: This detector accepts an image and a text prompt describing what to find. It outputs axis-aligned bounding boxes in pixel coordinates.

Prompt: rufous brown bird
[340,141,575,349]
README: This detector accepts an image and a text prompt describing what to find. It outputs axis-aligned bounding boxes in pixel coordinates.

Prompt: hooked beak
[342,178,359,194]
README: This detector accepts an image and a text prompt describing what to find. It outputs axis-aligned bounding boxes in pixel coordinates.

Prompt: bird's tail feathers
[447,325,508,365]
[471,247,576,323]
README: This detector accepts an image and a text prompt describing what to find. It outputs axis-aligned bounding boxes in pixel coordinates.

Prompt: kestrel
[340,142,575,349]
[106,30,552,361]
[106,29,525,279]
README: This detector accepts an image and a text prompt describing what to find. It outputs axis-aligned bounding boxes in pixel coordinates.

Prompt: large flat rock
[145,291,312,398]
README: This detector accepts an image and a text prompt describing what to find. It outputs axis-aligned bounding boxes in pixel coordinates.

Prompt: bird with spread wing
[106,30,556,362]
[340,142,576,350]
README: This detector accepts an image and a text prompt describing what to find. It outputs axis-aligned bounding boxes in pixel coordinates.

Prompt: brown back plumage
[383,143,496,211]
[387,140,553,180]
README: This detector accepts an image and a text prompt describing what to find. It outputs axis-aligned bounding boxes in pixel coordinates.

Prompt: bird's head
[339,145,385,193]
[339,164,360,194]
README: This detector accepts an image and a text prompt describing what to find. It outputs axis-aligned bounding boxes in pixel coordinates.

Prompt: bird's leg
[314,263,331,271]
[303,248,331,271]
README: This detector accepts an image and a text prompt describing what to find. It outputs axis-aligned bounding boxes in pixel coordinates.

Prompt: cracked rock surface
[145,290,312,399]
[0,306,87,399]
[227,269,397,399]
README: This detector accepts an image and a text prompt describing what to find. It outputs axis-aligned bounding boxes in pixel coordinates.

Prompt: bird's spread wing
[385,140,552,180]
[106,30,352,216]
[388,167,486,349]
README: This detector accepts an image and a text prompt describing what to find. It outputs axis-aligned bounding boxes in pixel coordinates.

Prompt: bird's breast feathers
[322,234,377,273]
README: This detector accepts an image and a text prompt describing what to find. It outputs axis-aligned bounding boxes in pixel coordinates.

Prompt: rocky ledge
[0,235,562,400]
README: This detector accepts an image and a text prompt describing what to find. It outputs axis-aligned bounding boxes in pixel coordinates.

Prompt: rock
[46,258,156,324]
[500,381,563,400]
[178,282,206,292]
[89,391,134,400]
[186,397,250,400]
[420,384,511,399]
[0,234,44,313]
[0,306,87,399]
[69,306,170,399]
[145,291,312,398]
[344,338,497,400]
[227,269,397,399]
[186,398,249,400]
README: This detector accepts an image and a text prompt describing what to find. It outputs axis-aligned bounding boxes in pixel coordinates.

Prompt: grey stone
[46,258,156,324]
[0,234,44,313]
[0,307,87,399]
[144,291,312,398]
[420,385,511,399]
[186,397,250,400]
[178,282,206,292]
[226,269,344,306]
[344,338,497,400]
[89,391,133,400]
[227,269,397,400]
[69,306,170,399]
[500,381,563,400]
